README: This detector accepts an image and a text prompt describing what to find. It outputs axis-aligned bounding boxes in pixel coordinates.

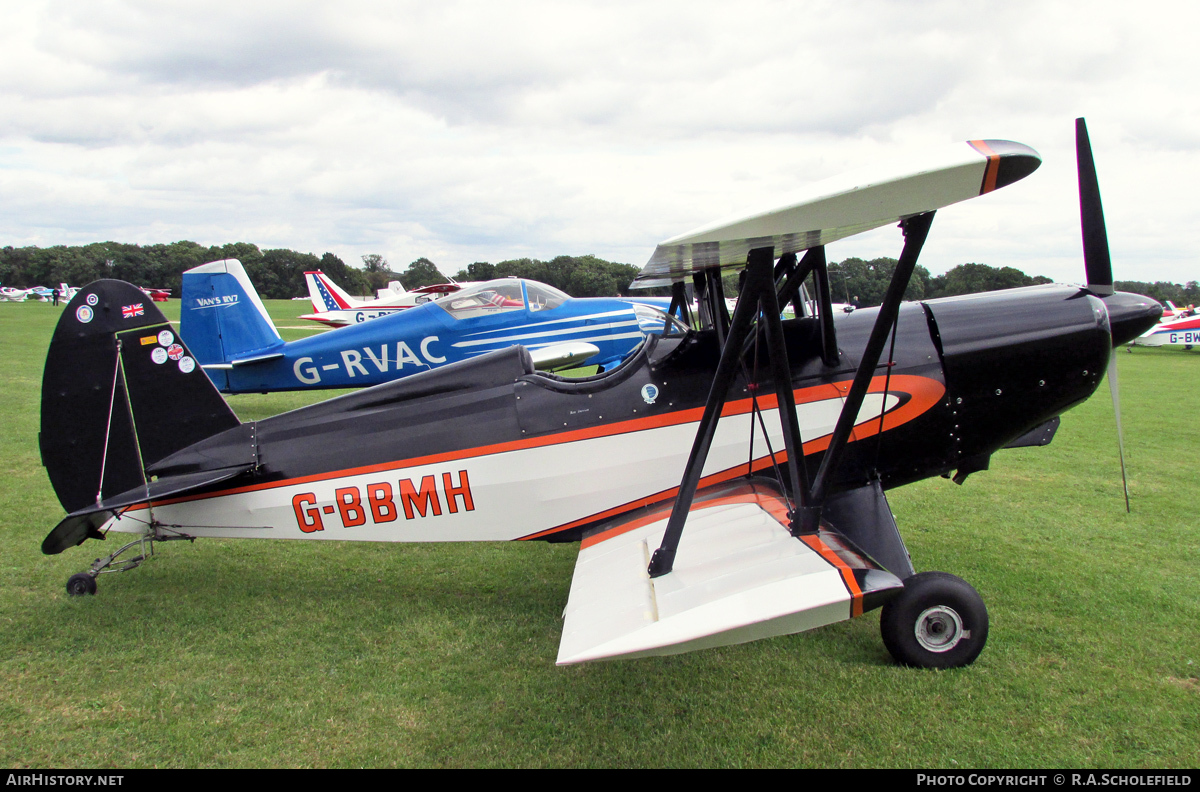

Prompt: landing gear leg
[880,571,989,669]
[64,528,195,597]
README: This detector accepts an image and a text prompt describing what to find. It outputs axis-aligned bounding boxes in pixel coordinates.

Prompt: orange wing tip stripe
[968,140,1001,195]
[799,534,864,618]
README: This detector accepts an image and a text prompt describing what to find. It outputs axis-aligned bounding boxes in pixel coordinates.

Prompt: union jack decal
[122,303,144,319]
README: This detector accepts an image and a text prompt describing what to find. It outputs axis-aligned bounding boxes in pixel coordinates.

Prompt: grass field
[0,298,1196,768]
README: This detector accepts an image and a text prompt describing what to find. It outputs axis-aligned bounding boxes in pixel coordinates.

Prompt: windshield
[525,281,570,312]
[632,302,690,337]
[435,280,526,320]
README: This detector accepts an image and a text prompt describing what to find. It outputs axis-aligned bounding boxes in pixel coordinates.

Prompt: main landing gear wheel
[66,573,97,597]
[880,571,988,669]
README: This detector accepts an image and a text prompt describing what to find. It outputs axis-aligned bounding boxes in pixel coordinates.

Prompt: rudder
[181,259,283,366]
[40,281,241,520]
[306,271,359,312]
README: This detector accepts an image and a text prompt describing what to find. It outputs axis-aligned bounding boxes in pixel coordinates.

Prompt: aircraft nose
[1105,291,1163,346]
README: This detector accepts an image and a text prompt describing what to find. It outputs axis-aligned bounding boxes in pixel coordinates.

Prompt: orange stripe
[580,482,788,549]
[798,535,864,618]
[521,456,783,540]
[141,375,944,526]
[520,374,942,539]
[968,140,1000,194]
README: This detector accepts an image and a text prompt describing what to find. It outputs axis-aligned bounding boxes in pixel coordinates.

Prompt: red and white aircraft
[300,271,464,327]
[1130,304,1200,348]
[140,287,171,302]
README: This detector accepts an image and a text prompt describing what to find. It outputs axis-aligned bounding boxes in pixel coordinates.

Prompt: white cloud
[1,0,1197,283]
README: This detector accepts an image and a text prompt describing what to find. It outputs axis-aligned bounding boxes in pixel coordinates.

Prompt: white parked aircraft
[300,270,465,327]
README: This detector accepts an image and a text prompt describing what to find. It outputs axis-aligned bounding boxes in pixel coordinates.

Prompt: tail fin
[306,270,361,312]
[40,280,241,521]
[378,280,408,300]
[181,259,283,365]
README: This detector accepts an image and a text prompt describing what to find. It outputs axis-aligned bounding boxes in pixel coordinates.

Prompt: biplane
[180,264,672,393]
[38,120,1161,668]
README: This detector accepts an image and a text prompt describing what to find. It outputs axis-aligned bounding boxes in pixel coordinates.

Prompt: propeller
[1076,117,1130,512]
[1077,118,1114,296]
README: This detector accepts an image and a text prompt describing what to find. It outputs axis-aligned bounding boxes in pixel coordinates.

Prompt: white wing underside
[558,497,854,664]
[633,139,1039,287]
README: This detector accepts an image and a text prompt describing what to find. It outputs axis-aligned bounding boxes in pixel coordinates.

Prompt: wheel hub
[914,605,966,652]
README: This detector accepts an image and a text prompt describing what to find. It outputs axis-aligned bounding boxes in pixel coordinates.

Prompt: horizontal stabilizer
[557,480,903,664]
[633,139,1040,287]
[42,464,255,555]
[203,351,287,370]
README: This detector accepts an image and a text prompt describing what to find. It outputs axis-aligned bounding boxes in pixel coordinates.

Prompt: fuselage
[104,283,1158,546]
[1130,311,1200,347]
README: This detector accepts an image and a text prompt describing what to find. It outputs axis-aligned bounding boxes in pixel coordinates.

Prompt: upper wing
[632,139,1040,288]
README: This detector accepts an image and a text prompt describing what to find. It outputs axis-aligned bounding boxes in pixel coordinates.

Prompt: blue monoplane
[181,259,670,393]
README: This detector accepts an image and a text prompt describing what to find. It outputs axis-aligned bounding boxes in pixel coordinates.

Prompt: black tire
[66,573,97,597]
[880,571,987,669]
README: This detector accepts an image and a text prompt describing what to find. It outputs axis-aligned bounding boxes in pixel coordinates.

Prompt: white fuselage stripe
[104,395,898,543]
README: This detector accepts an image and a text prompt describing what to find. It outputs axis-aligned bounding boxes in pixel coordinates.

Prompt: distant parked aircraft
[181,259,672,393]
[301,271,464,327]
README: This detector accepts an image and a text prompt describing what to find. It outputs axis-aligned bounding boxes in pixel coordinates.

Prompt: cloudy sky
[2,1,1197,284]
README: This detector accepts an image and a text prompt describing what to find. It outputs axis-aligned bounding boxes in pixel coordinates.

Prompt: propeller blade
[1077,117,1113,295]
[1107,348,1130,513]
[1081,118,1132,511]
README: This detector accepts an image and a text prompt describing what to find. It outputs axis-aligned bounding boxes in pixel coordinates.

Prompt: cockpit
[524,301,693,391]
[432,279,571,320]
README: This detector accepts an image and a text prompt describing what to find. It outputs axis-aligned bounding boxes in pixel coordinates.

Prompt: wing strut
[806,212,934,513]
[692,269,732,341]
[647,211,935,576]
[810,249,840,366]
[648,245,810,577]
[667,281,694,327]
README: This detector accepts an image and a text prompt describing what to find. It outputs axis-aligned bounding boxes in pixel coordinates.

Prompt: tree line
[825,259,1054,306]
[1112,280,1200,308]
[4,239,1192,306]
[0,241,372,301]
[0,243,646,300]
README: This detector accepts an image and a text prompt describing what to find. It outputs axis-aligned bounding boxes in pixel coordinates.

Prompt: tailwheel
[880,571,988,669]
[61,528,196,597]
[66,573,97,597]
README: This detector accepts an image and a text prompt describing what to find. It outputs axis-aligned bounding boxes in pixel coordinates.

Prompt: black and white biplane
[39,120,1161,668]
